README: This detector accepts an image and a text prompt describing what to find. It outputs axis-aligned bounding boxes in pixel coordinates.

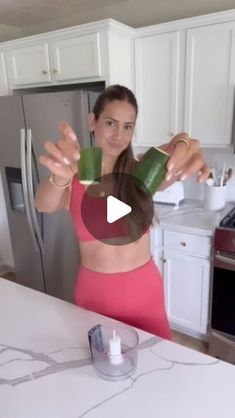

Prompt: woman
[35,85,209,340]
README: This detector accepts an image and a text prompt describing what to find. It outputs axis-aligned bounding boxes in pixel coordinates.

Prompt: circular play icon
[80,173,154,245]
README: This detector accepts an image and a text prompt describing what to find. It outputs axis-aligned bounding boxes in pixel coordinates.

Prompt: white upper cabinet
[2,11,235,146]
[6,35,102,88]
[134,12,235,147]
[134,31,184,146]
[51,33,102,82]
[184,22,235,146]
[0,51,8,95]
[7,43,52,86]
[3,20,133,91]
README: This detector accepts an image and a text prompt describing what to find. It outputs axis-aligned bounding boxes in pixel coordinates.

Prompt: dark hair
[93,85,154,242]
[93,84,138,119]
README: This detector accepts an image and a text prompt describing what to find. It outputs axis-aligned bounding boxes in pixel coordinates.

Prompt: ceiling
[0,0,235,41]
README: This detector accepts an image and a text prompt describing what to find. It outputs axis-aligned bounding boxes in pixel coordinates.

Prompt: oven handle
[215,253,235,267]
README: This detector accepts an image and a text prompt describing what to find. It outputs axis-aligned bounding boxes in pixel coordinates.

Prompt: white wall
[0,171,15,273]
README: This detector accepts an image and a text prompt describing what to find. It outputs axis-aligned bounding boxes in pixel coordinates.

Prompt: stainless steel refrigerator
[0,90,100,302]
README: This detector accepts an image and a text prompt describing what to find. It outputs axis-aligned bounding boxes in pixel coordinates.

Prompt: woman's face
[88,100,136,159]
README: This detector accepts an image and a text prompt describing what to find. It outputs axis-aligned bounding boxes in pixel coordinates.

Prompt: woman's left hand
[159,132,210,185]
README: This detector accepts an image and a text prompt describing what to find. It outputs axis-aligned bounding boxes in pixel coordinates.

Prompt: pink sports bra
[69,175,127,242]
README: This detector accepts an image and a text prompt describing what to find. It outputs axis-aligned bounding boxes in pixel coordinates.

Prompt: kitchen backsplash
[133,146,235,202]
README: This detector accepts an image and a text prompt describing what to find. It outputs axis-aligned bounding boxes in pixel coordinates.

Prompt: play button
[107,196,132,223]
[80,172,154,245]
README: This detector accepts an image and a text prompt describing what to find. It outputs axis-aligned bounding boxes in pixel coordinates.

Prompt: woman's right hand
[39,121,80,183]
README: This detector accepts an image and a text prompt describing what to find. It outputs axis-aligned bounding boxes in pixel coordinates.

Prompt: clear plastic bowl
[90,324,139,381]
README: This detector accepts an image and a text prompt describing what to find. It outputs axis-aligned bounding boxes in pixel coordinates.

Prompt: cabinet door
[0,51,8,95]
[184,22,235,146]
[7,43,51,87]
[51,33,102,82]
[163,250,210,335]
[134,31,184,146]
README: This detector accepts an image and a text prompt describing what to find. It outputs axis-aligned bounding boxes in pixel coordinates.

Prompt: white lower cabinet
[163,250,210,336]
[152,227,211,337]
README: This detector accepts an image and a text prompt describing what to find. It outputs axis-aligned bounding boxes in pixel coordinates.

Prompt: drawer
[163,229,211,258]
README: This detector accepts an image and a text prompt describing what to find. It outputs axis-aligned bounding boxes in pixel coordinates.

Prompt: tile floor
[172,330,209,354]
[1,271,15,281]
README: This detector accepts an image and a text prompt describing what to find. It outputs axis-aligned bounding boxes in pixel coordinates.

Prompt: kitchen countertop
[0,278,234,418]
[154,199,235,236]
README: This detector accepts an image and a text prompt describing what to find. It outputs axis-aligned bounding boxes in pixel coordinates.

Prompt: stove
[208,206,235,364]
[219,207,235,229]
[214,207,235,253]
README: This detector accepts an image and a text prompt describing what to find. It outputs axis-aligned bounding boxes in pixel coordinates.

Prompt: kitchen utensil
[219,163,226,187]
[227,167,233,182]
[222,170,228,186]
[222,167,233,185]
[206,171,215,186]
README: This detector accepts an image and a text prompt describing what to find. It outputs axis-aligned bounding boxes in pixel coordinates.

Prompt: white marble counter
[0,278,234,418]
[154,199,235,236]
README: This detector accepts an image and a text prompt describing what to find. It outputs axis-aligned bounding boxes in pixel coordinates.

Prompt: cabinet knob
[180,241,186,247]
[42,70,48,74]
[53,68,58,74]
[168,132,175,137]
[162,258,166,263]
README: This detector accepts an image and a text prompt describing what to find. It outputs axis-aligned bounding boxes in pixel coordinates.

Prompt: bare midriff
[79,233,151,273]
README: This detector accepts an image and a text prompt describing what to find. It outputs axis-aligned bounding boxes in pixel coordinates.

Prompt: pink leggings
[74,258,172,340]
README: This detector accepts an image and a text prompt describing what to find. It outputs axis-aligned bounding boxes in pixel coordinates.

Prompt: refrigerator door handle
[20,129,40,253]
[26,128,45,252]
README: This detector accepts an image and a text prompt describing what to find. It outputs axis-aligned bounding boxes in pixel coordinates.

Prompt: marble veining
[0,279,234,418]
[0,336,162,388]
[0,336,221,418]
[0,341,91,387]
[78,365,175,418]
[149,347,219,367]
[78,345,219,418]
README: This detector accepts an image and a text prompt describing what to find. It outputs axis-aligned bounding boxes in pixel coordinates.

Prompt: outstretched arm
[35,122,80,213]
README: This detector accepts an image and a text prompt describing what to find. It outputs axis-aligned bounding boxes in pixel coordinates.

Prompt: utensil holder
[204,185,227,211]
